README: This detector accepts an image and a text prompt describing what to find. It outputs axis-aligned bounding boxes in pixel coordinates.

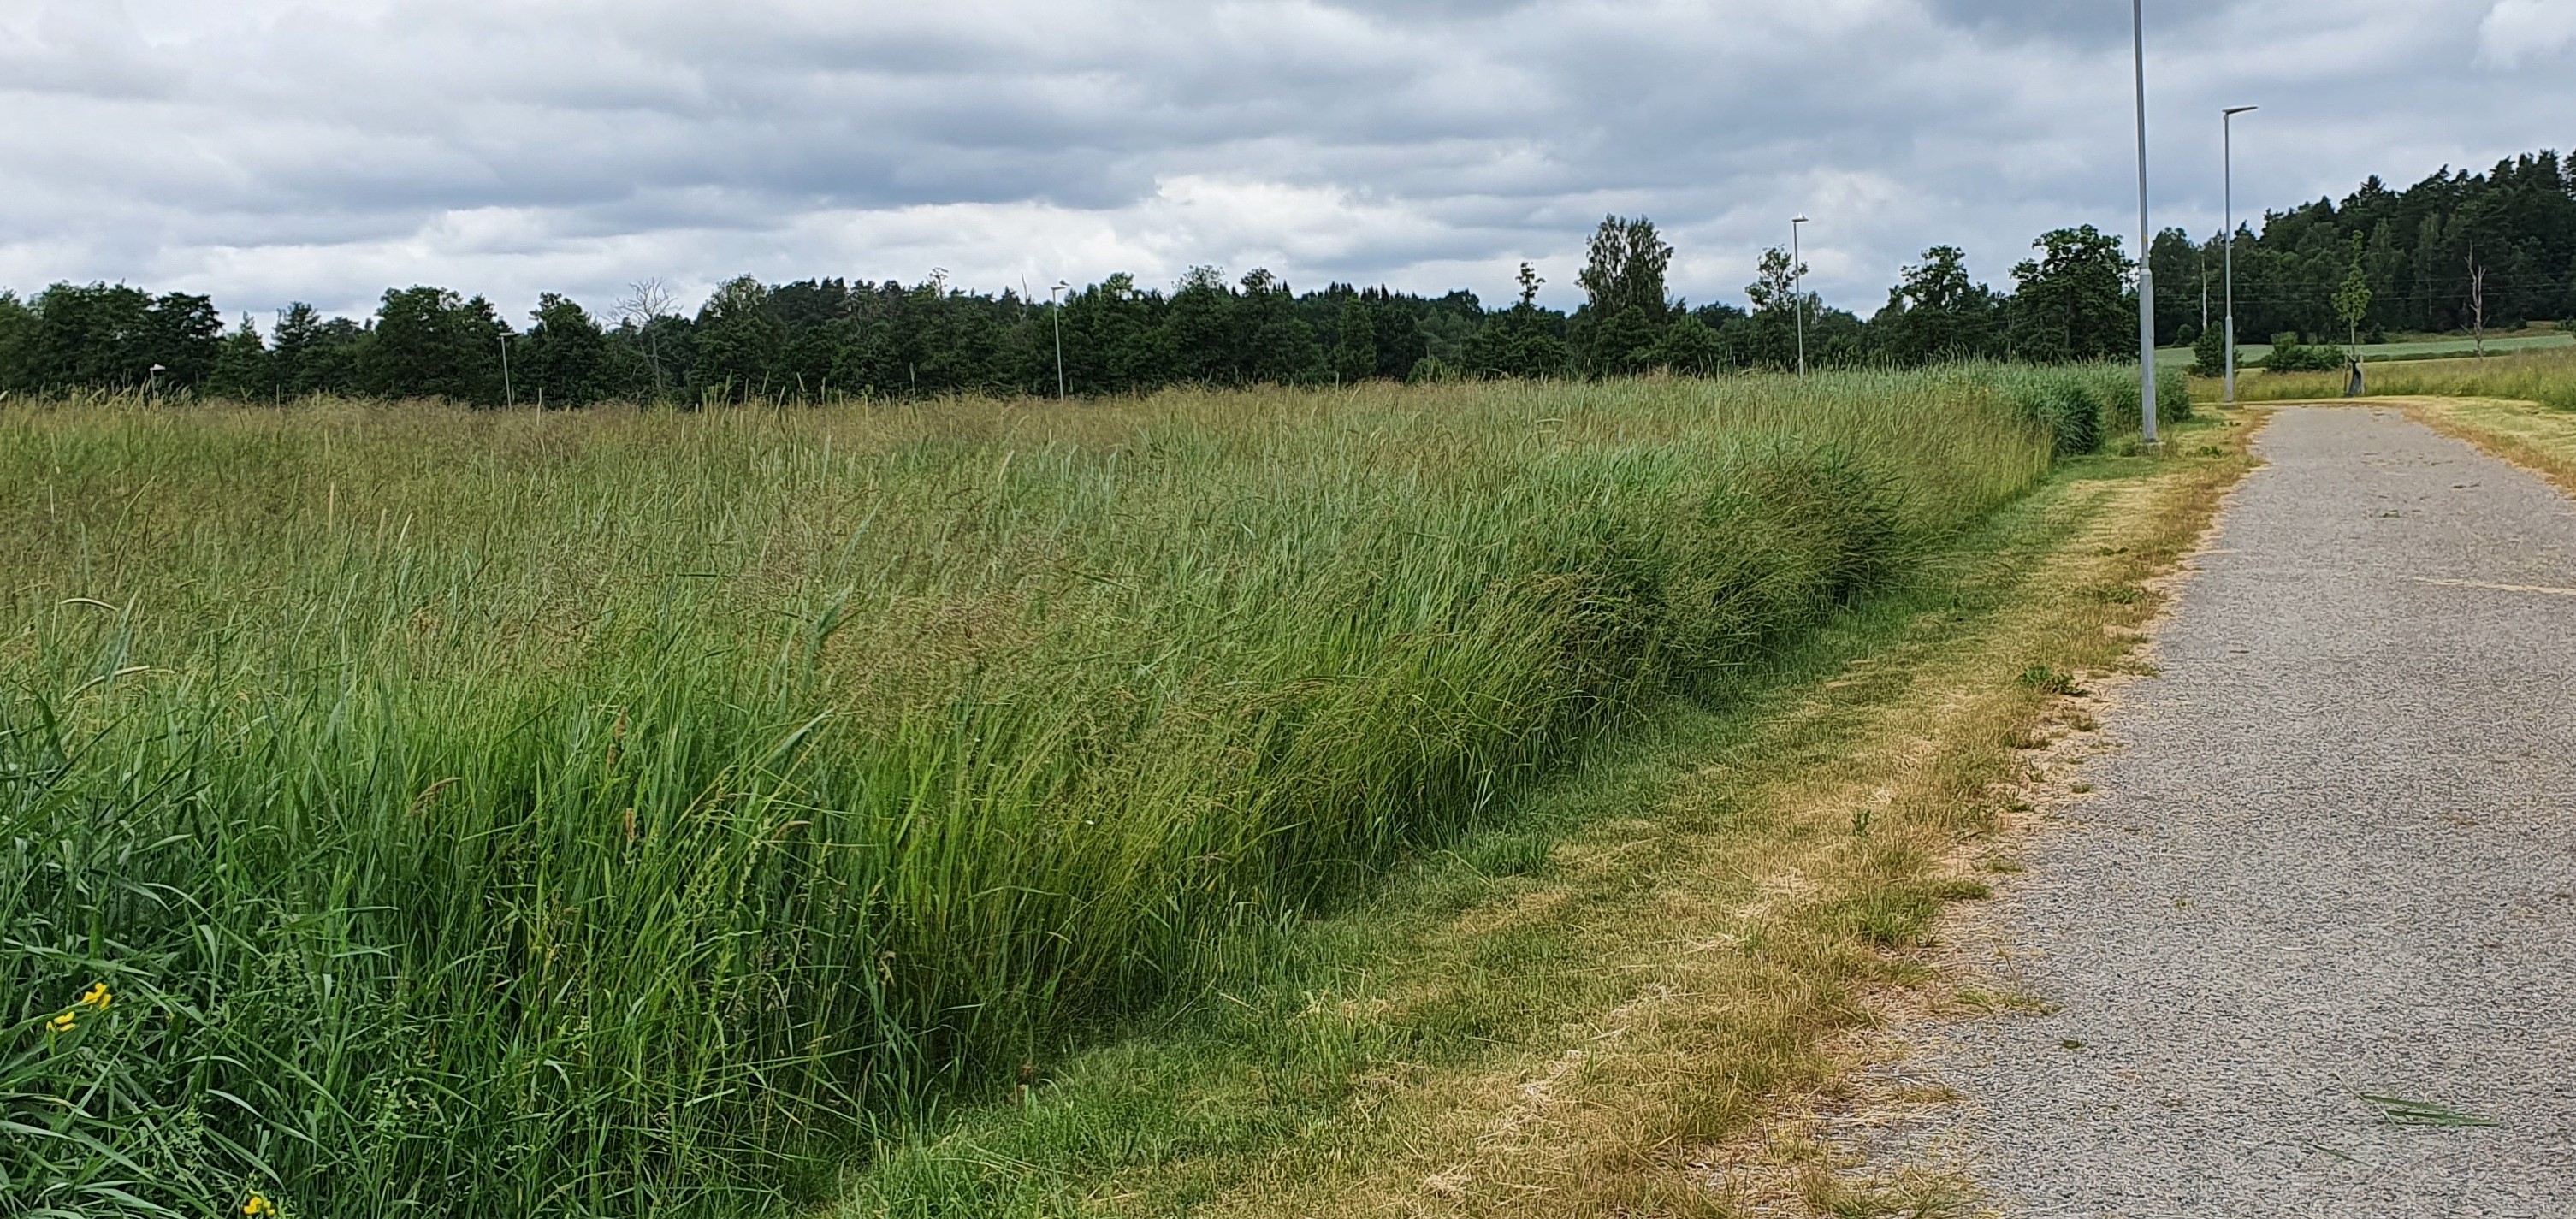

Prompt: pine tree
[1333,295,1376,382]
[206,314,273,400]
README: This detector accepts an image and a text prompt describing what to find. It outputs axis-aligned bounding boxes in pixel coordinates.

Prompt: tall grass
[2222,344,2576,411]
[3,373,2053,1216]
[1981,363,2188,455]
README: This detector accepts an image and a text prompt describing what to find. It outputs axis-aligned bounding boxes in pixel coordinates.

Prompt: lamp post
[2131,0,2157,447]
[2222,105,2256,404]
[1048,281,1070,401]
[499,333,514,408]
[1791,215,1809,376]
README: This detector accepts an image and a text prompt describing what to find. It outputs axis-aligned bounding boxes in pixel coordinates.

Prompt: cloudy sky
[3,0,2572,323]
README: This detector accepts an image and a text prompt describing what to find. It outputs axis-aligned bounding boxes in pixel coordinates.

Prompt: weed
[1953,988,2061,1016]
[2358,1093,2499,1128]
[2016,665,2085,695]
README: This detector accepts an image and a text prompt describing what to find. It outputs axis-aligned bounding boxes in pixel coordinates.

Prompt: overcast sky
[3,0,2572,323]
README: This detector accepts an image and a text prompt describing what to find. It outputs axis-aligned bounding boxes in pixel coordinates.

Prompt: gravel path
[1909,406,2576,1216]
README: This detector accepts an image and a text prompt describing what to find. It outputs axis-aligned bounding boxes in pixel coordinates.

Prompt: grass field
[2153,331,2574,371]
[2,367,2169,1216]
[2211,344,2576,411]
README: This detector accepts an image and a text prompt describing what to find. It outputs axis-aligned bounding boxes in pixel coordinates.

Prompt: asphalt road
[1911,406,2576,1216]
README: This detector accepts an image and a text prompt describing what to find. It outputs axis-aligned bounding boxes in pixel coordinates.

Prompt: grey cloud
[1922,0,2240,45]
[0,0,2568,322]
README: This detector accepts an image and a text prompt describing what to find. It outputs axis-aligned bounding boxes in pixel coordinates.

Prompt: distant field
[2156,331,2573,370]
[2220,344,2576,411]
[3,369,2151,1216]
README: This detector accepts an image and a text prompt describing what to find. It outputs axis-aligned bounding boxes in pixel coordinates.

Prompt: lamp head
[1791,214,1809,224]
[2224,105,2258,116]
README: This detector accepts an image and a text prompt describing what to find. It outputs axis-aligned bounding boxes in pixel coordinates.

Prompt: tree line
[2147,149,2576,347]
[3,149,2567,406]
[0,236,2130,406]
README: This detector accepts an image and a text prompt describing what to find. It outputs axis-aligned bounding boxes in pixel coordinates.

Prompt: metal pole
[1049,281,1069,401]
[500,333,513,408]
[2224,106,2254,404]
[1791,215,1809,376]
[2133,0,2156,446]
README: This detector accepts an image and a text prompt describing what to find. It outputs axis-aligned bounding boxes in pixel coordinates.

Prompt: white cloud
[0,0,2566,321]
[2478,0,2576,68]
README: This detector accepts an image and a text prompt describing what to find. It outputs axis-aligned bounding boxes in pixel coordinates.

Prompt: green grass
[0,371,2083,1216]
[2156,331,2574,370]
[2212,344,2576,411]
[2357,1093,2498,1128]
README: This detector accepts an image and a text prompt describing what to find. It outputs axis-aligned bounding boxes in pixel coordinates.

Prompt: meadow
[3,367,2154,1216]
[2218,343,2576,410]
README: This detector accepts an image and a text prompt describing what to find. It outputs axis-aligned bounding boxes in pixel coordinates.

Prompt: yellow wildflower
[48,1010,75,1033]
[242,1193,278,1217]
[78,983,111,1011]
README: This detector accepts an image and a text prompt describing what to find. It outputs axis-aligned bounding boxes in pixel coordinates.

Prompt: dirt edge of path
[1703,408,2277,1218]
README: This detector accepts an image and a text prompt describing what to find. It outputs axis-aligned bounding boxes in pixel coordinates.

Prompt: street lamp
[2131,0,2157,447]
[1048,281,1071,401]
[2222,105,2257,405]
[1791,215,1809,376]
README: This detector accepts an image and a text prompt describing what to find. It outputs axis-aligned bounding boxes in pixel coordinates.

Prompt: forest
[1,151,2569,407]
[2147,149,2576,347]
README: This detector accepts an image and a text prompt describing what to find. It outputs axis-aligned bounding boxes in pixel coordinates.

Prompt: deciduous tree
[2007,226,2135,363]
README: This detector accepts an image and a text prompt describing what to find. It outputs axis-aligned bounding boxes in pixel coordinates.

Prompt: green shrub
[2191,324,2228,376]
[2261,342,2348,372]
